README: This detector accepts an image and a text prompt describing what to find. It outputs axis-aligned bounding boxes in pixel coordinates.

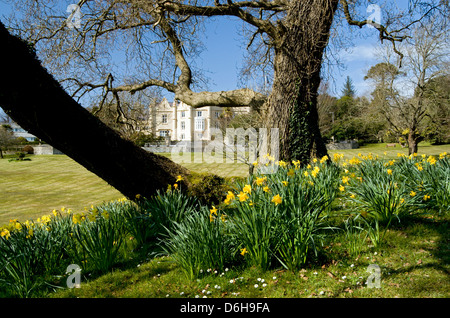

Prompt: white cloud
[338,44,379,62]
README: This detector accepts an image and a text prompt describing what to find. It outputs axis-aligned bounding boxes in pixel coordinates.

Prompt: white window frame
[194,118,205,131]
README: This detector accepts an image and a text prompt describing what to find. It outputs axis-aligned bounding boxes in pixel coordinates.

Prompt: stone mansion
[148,98,250,142]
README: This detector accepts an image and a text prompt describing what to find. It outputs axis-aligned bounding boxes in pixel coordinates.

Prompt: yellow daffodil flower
[243,184,252,194]
[278,160,287,168]
[237,191,249,202]
[320,155,328,163]
[255,176,267,186]
[1,228,11,239]
[427,156,436,165]
[271,194,282,206]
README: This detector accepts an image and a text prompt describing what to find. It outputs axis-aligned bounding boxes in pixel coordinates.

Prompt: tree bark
[407,130,422,155]
[0,22,189,199]
[264,0,338,163]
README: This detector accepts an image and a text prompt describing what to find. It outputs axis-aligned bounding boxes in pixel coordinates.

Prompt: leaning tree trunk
[0,22,189,199]
[264,0,339,163]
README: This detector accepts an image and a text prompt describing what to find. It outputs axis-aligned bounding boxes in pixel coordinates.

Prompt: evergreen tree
[341,76,356,98]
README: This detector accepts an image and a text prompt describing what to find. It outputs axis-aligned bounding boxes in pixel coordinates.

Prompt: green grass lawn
[0,155,123,225]
[328,141,450,161]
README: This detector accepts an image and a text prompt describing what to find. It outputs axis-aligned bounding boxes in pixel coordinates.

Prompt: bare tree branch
[340,0,442,67]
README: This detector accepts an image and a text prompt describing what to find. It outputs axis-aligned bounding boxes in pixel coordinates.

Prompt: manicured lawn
[328,142,450,161]
[0,154,248,226]
[0,155,123,225]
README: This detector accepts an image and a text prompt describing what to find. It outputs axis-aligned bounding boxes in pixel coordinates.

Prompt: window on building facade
[159,130,169,137]
[181,111,185,118]
[181,121,185,130]
[162,114,168,123]
[196,111,202,117]
[181,133,185,140]
[194,118,205,131]
[215,111,220,118]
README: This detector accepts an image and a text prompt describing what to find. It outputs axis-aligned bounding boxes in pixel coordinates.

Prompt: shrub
[8,152,31,162]
[188,173,232,206]
[22,145,34,154]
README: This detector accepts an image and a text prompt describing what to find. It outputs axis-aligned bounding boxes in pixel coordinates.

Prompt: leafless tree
[366,16,449,154]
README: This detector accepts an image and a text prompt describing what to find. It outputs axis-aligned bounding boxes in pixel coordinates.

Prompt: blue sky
[0,0,406,110]
[195,16,383,98]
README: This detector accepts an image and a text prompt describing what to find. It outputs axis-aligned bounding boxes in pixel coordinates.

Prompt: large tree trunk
[264,0,339,163]
[0,22,189,199]
[407,129,422,155]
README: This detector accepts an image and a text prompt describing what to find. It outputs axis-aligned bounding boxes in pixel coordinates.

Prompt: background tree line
[317,72,450,150]
[316,18,449,154]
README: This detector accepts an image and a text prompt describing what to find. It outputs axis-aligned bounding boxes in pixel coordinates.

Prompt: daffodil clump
[339,151,450,247]
[206,155,340,271]
[161,155,343,276]
[0,197,142,297]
